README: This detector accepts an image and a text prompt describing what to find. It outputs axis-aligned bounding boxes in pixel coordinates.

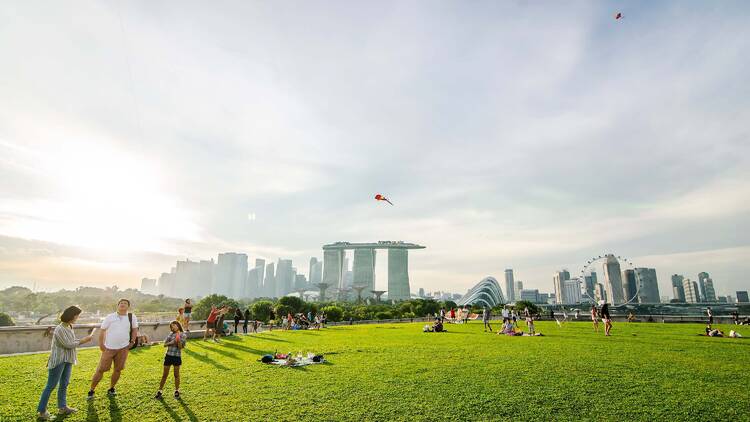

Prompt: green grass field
[1,321,748,421]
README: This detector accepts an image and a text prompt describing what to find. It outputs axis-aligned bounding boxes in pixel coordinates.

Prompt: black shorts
[207,321,216,329]
[164,355,182,366]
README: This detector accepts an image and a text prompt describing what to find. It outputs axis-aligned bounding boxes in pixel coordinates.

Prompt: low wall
[0,315,736,356]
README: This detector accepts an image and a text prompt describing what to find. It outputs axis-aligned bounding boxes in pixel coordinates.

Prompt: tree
[0,312,14,327]
[513,300,539,315]
[278,296,305,314]
[321,305,343,322]
[442,300,458,310]
[274,304,292,319]
[251,301,274,322]
[193,295,239,320]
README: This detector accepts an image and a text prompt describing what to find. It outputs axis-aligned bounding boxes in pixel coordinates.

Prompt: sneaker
[86,390,95,400]
[154,391,163,399]
[37,411,54,420]
[107,388,116,396]
[174,390,180,399]
[58,407,77,415]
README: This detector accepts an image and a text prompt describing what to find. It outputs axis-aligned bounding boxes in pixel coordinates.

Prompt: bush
[274,304,292,319]
[375,311,393,320]
[0,312,14,327]
[321,305,343,322]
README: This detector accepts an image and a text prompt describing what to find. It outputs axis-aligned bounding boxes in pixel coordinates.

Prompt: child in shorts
[155,321,186,399]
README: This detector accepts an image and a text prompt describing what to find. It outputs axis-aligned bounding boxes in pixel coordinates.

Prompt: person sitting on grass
[433,318,446,332]
[155,321,186,400]
[498,320,516,335]
[705,325,724,337]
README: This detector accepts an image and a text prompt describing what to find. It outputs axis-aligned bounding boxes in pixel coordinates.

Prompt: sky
[1,1,749,298]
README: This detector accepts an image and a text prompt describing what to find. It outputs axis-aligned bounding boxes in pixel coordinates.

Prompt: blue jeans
[37,362,73,412]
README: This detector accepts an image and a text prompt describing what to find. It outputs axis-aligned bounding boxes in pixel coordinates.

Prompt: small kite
[615,12,623,20]
[374,194,393,206]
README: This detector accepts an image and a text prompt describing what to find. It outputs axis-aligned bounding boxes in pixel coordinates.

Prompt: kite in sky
[374,194,393,206]
[615,12,623,20]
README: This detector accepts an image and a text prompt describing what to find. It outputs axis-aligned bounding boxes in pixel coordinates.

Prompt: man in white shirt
[88,299,138,399]
[501,306,510,323]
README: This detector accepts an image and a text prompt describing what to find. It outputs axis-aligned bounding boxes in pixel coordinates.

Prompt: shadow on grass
[252,333,290,343]
[108,395,121,422]
[86,399,100,422]
[176,397,199,422]
[191,341,240,360]
[183,348,229,370]
[219,341,266,356]
[157,398,182,422]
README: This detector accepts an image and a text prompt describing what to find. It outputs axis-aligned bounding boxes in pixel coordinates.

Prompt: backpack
[128,313,137,350]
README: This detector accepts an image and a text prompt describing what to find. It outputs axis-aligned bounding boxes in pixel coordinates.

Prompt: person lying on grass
[705,325,724,337]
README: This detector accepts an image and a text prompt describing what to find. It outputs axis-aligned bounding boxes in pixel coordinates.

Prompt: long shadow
[251,333,290,343]
[157,398,182,422]
[219,341,266,356]
[183,348,229,370]
[191,341,240,360]
[107,395,121,422]
[86,399,100,422]
[176,397,199,422]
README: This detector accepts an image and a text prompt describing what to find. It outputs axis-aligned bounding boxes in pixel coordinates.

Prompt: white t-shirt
[501,309,509,318]
[100,312,138,350]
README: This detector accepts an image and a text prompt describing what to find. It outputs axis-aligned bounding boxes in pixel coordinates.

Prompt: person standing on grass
[482,306,493,332]
[36,306,94,420]
[155,321,186,400]
[88,299,138,400]
[707,307,714,325]
[591,305,599,333]
[600,302,612,336]
[243,308,251,334]
[501,306,509,323]
[183,299,193,332]
[268,309,275,332]
[176,308,188,333]
[204,305,220,341]
[234,308,242,334]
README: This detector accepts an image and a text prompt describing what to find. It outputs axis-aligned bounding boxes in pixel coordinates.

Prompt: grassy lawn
[1,321,748,421]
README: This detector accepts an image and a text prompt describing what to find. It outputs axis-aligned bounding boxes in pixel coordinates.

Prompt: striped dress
[47,323,80,369]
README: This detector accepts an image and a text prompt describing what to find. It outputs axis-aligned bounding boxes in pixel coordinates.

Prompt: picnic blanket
[268,357,326,367]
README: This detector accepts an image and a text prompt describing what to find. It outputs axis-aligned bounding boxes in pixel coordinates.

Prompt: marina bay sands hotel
[322,241,425,301]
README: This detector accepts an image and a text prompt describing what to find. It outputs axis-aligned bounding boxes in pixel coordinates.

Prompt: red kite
[374,194,393,206]
[615,12,622,20]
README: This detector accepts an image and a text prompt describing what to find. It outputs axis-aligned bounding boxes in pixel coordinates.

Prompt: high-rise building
[697,272,710,302]
[323,249,344,289]
[309,258,322,286]
[264,262,276,297]
[504,269,516,302]
[387,249,411,301]
[553,270,570,304]
[671,274,686,302]
[214,253,248,298]
[538,293,550,304]
[634,268,660,303]
[703,277,716,302]
[520,289,540,303]
[737,291,749,303]
[158,271,175,297]
[275,259,294,297]
[683,279,700,303]
[197,259,215,297]
[563,279,582,304]
[717,296,728,303]
[516,281,523,293]
[583,272,597,300]
[603,255,624,304]
[621,269,638,303]
[140,278,157,295]
[295,274,307,290]
[594,283,606,303]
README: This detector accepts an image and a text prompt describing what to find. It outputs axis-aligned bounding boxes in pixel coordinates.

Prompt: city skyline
[1,2,749,297]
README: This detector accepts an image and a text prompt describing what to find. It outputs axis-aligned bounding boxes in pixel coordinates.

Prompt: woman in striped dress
[37,306,94,420]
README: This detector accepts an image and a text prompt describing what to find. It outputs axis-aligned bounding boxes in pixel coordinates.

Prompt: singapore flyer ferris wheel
[578,253,639,306]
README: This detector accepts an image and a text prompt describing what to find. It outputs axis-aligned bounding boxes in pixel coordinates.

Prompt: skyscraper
[214,253,248,298]
[736,291,749,303]
[275,259,294,297]
[418,287,425,298]
[583,272,597,300]
[671,274,686,302]
[516,281,523,293]
[683,278,700,303]
[504,269,515,302]
[621,269,638,303]
[264,262,275,297]
[553,270,570,304]
[322,249,344,289]
[603,255,624,304]
[594,283,606,303]
[703,277,716,302]
[140,278,157,295]
[697,272,709,302]
[352,248,376,292]
[634,268,660,303]
[309,257,322,286]
[563,279,582,304]
[387,249,411,301]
